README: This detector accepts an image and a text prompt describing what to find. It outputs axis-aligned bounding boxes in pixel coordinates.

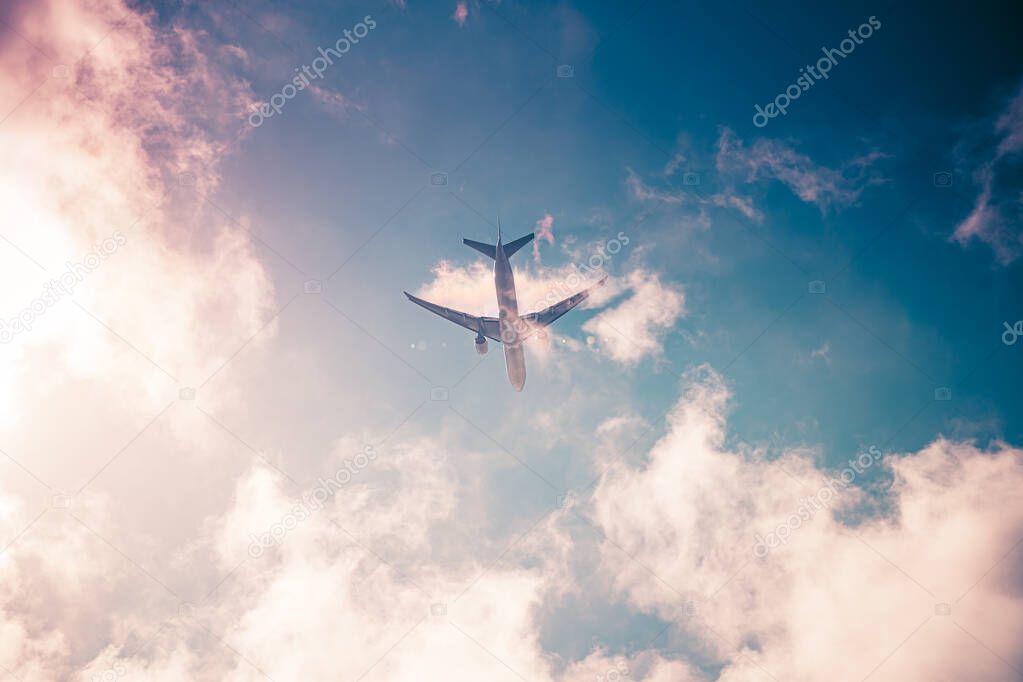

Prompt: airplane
[404,225,606,391]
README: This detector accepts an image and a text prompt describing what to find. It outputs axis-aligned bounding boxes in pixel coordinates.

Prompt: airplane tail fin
[463,232,534,260]
[460,231,531,259]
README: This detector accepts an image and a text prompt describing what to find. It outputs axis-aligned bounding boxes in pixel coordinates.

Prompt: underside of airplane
[405,228,606,390]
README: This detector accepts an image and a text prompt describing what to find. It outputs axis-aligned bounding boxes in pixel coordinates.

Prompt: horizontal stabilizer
[463,238,497,260]
[463,232,534,260]
[502,232,534,259]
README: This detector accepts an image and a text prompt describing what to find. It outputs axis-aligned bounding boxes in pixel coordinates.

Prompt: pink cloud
[0,0,278,670]
[307,83,363,118]
[533,212,555,263]
[951,81,1023,264]
[452,1,468,27]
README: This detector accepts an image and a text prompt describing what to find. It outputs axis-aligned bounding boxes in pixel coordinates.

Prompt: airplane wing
[404,292,503,341]
[520,275,607,333]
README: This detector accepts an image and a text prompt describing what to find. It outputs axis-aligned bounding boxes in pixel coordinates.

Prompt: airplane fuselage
[406,228,604,392]
[494,239,526,390]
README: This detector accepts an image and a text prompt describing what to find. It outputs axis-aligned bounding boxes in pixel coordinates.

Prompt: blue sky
[206,0,1022,467]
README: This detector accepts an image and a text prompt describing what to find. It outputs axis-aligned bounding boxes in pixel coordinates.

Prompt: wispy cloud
[307,82,362,118]
[808,340,831,363]
[626,165,764,224]
[452,1,469,27]
[663,151,687,177]
[625,167,685,206]
[951,81,1023,265]
[715,128,889,212]
[626,129,886,226]
[533,212,555,264]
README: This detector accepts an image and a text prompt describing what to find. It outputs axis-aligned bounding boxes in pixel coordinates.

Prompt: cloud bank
[591,367,1023,681]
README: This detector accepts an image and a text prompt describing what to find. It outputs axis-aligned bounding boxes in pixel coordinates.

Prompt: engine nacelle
[474,335,488,355]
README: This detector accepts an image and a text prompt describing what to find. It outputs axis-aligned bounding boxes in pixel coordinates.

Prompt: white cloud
[48,432,691,682]
[589,366,1023,681]
[582,270,685,365]
[13,362,1018,682]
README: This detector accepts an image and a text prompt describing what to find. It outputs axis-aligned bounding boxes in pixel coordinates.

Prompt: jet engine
[474,333,488,355]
